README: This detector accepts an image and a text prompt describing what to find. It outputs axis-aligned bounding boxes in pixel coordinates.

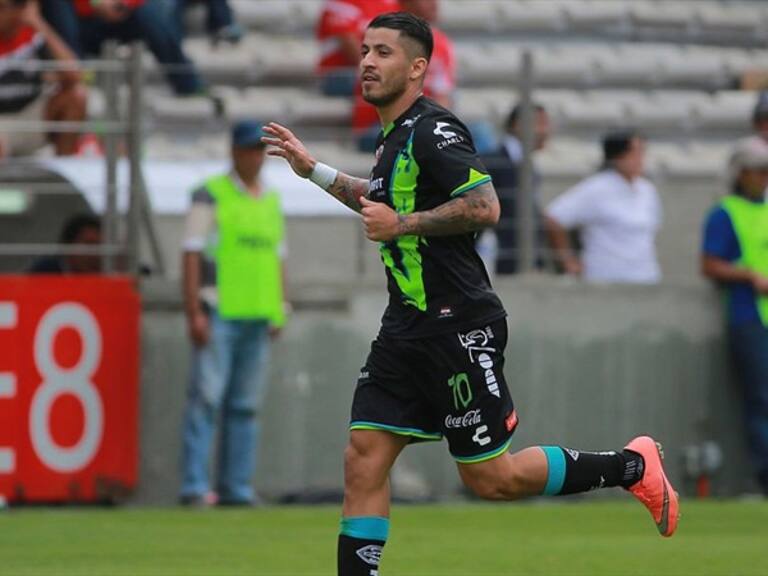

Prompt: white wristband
[309,162,338,190]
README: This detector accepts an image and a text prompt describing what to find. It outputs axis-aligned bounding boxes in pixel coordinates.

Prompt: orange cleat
[625,436,680,537]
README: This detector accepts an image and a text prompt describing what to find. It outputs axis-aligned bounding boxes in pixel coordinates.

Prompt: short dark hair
[602,129,643,163]
[506,102,547,131]
[368,11,433,62]
[60,213,101,244]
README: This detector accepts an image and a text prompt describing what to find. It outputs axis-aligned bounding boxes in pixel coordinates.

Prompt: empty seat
[223,88,298,123]
[697,3,765,35]
[562,0,629,29]
[497,1,566,32]
[439,1,498,33]
[659,52,728,88]
[150,95,215,123]
[692,91,757,130]
[629,1,696,29]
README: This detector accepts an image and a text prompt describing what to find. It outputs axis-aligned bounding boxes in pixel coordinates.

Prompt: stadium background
[1,0,767,505]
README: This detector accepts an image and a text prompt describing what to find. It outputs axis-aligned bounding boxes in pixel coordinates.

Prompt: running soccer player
[263,12,679,576]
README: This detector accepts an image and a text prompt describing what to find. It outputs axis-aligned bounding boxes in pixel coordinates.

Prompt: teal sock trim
[542,446,566,495]
[340,516,390,542]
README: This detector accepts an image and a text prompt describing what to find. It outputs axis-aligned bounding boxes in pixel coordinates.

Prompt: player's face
[360,27,413,107]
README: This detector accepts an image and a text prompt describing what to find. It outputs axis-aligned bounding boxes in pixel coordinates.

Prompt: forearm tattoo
[398,182,499,236]
[326,172,370,212]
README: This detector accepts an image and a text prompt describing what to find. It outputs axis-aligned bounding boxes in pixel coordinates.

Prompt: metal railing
[0,42,164,278]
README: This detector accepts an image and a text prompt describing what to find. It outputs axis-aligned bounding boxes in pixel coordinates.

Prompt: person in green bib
[702,136,768,496]
[179,120,287,506]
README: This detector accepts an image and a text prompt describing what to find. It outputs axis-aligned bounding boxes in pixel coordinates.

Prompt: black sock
[541,446,645,495]
[338,535,385,576]
[338,516,389,576]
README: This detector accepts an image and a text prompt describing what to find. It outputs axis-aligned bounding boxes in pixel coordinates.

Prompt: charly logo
[402,114,421,128]
[433,121,457,139]
[356,545,383,566]
[472,425,491,447]
[445,409,482,429]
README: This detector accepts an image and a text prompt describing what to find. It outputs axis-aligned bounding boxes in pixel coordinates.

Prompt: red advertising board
[0,276,140,503]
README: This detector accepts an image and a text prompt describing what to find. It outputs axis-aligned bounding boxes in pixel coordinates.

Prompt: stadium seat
[692,91,758,131]
[438,1,497,33]
[697,3,766,36]
[629,1,696,29]
[497,1,565,32]
[561,0,629,29]
[149,94,216,123]
[222,88,298,124]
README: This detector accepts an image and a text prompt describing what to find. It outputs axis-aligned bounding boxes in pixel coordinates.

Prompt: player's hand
[752,272,768,295]
[188,309,210,348]
[262,122,316,178]
[360,196,401,242]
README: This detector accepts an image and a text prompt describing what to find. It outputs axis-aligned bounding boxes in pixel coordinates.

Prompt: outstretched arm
[359,181,500,242]
[262,122,369,213]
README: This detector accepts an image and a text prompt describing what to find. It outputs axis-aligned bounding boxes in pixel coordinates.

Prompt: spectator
[545,129,662,284]
[180,120,287,507]
[753,91,768,143]
[701,136,768,496]
[28,213,102,273]
[316,0,398,97]
[168,0,242,45]
[40,0,205,96]
[352,1,456,150]
[479,102,551,275]
[0,0,86,158]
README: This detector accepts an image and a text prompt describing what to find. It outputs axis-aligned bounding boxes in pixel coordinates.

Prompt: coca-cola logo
[445,409,482,429]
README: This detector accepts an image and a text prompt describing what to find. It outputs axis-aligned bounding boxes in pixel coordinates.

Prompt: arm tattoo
[326,172,370,213]
[398,182,499,236]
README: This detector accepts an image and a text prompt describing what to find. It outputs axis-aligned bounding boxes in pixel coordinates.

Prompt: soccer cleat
[624,436,679,537]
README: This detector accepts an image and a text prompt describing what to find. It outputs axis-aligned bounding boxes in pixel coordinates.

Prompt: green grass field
[1,500,766,575]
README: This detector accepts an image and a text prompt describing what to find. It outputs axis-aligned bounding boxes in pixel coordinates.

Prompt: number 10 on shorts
[448,373,472,410]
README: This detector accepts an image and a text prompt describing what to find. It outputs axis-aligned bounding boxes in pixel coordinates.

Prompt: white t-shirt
[546,170,662,284]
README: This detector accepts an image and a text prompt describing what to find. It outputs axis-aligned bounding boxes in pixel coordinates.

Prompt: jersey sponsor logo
[356,544,383,566]
[505,410,518,432]
[438,306,454,319]
[358,370,370,381]
[445,409,482,429]
[458,327,500,398]
[402,114,421,128]
[472,425,491,447]
[477,353,501,398]
[369,177,384,194]
[433,121,457,139]
[433,121,465,150]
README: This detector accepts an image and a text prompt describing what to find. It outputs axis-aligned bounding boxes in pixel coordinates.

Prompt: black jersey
[368,96,506,338]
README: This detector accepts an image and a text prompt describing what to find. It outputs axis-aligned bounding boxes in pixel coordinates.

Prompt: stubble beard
[362,78,407,108]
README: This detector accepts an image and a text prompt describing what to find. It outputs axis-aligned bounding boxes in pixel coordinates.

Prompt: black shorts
[350,317,518,463]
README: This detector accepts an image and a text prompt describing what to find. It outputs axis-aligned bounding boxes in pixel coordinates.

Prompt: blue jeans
[166,0,236,37]
[41,0,204,95]
[181,311,271,502]
[729,322,768,494]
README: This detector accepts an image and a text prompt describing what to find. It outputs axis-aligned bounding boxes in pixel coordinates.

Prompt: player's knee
[463,474,509,501]
[343,439,386,493]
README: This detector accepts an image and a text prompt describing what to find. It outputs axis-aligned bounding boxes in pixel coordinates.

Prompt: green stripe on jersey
[450,168,492,197]
[380,131,427,311]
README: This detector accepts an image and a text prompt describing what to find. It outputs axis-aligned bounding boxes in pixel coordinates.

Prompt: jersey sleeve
[702,206,740,262]
[413,113,491,199]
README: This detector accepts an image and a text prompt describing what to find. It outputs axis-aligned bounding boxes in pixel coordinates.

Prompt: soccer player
[263,12,679,576]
